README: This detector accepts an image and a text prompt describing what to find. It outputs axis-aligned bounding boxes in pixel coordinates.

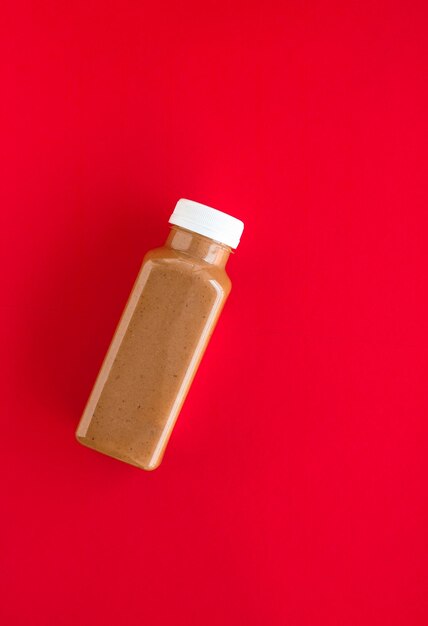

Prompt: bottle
[76,199,244,470]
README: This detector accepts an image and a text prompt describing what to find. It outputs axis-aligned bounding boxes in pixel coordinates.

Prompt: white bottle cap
[169,199,244,249]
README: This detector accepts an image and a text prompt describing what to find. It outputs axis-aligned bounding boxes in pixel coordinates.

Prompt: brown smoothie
[76,226,232,470]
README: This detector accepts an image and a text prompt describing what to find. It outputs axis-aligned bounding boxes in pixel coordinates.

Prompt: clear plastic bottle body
[76,226,232,470]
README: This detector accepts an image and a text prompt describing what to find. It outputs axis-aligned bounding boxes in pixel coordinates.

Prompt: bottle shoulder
[143,246,232,293]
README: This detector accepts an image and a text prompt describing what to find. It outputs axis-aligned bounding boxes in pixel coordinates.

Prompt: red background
[1,1,428,624]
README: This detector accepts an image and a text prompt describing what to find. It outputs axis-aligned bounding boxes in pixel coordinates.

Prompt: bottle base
[75,433,161,471]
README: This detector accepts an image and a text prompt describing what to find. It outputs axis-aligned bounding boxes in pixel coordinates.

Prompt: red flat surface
[1,1,428,624]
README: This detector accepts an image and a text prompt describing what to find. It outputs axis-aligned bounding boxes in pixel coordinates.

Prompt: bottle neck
[166,226,231,268]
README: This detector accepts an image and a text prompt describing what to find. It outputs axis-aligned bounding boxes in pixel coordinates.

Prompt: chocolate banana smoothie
[76,200,244,470]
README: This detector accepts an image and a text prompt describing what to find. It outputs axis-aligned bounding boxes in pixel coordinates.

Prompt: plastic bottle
[76,199,244,470]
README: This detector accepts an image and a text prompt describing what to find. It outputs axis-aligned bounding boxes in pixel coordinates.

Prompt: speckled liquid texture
[76,229,231,470]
